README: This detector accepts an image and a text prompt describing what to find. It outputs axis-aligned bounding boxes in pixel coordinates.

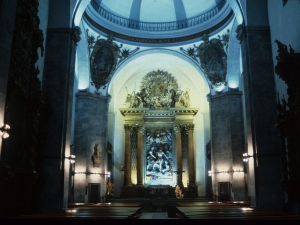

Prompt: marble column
[174,124,183,185]
[124,124,132,186]
[137,125,145,186]
[185,124,196,187]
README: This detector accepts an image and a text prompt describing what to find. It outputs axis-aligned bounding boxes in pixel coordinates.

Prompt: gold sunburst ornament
[140,70,179,109]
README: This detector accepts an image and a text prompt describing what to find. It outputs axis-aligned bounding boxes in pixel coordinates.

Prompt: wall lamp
[0,124,10,139]
[243,153,252,162]
[208,169,244,176]
[67,155,76,163]
[74,171,111,177]
[44,154,76,163]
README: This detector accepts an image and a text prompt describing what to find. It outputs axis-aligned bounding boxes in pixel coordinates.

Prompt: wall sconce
[74,171,111,177]
[208,169,244,176]
[0,124,10,139]
[67,155,76,163]
[243,153,252,162]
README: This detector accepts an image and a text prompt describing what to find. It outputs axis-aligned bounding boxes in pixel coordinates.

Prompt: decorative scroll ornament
[90,33,119,91]
[87,30,139,91]
[124,70,191,109]
[180,32,229,89]
[198,34,228,88]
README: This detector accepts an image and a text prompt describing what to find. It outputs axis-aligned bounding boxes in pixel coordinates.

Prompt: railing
[90,0,226,31]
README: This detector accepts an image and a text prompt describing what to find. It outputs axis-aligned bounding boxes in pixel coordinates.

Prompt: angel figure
[175,185,184,199]
[106,178,114,196]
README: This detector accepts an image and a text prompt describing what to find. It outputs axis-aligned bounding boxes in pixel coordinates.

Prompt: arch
[227,0,245,26]
[76,21,90,90]
[227,17,241,89]
[107,48,211,96]
[73,0,91,27]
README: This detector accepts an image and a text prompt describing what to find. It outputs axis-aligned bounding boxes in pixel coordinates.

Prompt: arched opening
[107,50,210,197]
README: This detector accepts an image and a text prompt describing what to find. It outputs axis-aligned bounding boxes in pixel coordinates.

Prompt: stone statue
[124,88,143,108]
[176,89,191,108]
[92,144,101,167]
[175,185,184,198]
[106,178,114,196]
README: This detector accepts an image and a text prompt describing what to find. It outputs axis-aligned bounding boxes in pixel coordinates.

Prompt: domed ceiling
[84,0,233,45]
[98,0,222,23]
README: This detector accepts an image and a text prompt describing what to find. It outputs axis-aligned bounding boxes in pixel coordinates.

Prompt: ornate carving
[145,129,173,183]
[118,46,140,66]
[87,31,139,91]
[106,178,114,196]
[124,70,191,109]
[217,29,230,53]
[137,125,145,135]
[140,70,178,109]
[275,40,300,209]
[185,124,195,134]
[176,89,191,108]
[90,34,120,91]
[91,144,102,167]
[198,34,227,88]
[1,0,48,215]
[180,32,229,89]
[173,124,181,134]
[175,185,184,199]
[124,124,132,133]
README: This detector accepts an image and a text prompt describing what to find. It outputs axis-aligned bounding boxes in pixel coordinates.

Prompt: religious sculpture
[180,31,229,89]
[91,144,102,167]
[106,178,114,196]
[124,88,143,108]
[124,70,192,109]
[145,129,173,182]
[177,88,191,108]
[175,185,184,198]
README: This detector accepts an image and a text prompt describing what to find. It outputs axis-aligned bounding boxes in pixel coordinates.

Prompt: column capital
[124,124,132,133]
[71,26,82,44]
[173,124,181,134]
[185,124,195,133]
[235,24,246,42]
[137,125,145,135]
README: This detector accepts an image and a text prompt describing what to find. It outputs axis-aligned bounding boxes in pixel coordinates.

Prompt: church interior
[0,0,300,219]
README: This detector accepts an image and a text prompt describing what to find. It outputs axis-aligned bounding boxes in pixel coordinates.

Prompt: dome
[98,0,223,23]
[84,0,233,45]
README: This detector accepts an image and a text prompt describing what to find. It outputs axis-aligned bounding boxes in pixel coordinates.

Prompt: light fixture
[0,124,10,139]
[67,155,76,163]
[74,171,111,176]
[208,169,244,176]
[243,153,252,162]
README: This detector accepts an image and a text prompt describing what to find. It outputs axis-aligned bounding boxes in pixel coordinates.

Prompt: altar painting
[145,129,173,184]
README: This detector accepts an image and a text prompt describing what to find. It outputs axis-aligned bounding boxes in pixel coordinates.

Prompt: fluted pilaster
[174,124,183,185]
[124,124,132,186]
[137,125,145,186]
[185,124,196,187]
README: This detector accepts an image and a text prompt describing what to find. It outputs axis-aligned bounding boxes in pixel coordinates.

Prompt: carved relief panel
[145,129,174,184]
